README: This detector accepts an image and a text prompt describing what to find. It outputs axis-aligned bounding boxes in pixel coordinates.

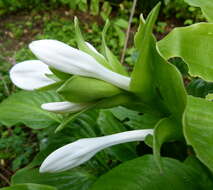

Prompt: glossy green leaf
[184,156,213,189]
[158,23,213,82]
[12,168,96,190]
[57,76,122,103]
[130,3,161,103]
[185,0,213,22]
[91,155,204,190]
[0,91,62,129]
[101,20,128,76]
[0,184,56,190]
[183,95,213,171]
[97,110,137,161]
[110,106,160,129]
[131,3,187,120]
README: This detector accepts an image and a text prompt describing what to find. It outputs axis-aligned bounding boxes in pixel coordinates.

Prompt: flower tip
[39,164,46,173]
[74,16,78,22]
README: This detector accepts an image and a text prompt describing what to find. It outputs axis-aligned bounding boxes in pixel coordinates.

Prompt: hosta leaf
[183,95,213,171]
[184,156,213,189]
[12,168,96,190]
[0,183,56,190]
[91,155,205,190]
[97,110,137,161]
[158,23,213,82]
[131,3,187,120]
[130,3,161,104]
[0,91,62,129]
[110,106,160,129]
[185,0,213,22]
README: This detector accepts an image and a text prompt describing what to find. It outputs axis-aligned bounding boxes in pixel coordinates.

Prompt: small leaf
[185,0,213,22]
[74,17,110,69]
[101,20,128,76]
[90,0,99,15]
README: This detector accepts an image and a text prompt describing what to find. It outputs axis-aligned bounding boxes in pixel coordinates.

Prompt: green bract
[57,76,122,102]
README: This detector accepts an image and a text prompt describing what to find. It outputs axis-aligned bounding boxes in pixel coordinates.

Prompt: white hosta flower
[10,60,55,91]
[29,40,130,90]
[40,129,153,173]
[41,101,90,113]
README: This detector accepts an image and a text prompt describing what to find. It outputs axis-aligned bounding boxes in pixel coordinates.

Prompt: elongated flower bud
[29,40,130,90]
[10,60,55,90]
[40,129,153,173]
[41,101,90,113]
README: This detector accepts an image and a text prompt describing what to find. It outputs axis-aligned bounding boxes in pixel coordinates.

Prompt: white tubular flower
[10,60,55,90]
[40,129,153,173]
[29,40,130,90]
[41,101,90,113]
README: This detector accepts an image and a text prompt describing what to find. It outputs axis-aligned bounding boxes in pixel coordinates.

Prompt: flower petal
[40,129,153,173]
[41,101,89,113]
[10,60,55,91]
[29,40,130,90]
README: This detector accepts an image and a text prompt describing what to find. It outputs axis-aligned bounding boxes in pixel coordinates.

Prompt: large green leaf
[97,110,137,161]
[130,3,161,105]
[0,184,56,190]
[12,168,96,190]
[184,156,213,189]
[158,23,213,82]
[131,3,187,120]
[185,0,213,22]
[183,95,213,171]
[91,155,206,190]
[0,91,62,129]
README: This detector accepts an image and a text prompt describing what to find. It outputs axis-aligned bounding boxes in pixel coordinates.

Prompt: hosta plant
[1,0,213,189]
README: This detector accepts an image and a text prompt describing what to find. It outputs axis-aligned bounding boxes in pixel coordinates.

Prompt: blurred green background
[0,0,204,187]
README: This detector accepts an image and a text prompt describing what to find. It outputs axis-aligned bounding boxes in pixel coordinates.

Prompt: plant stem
[120,0,138,65]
